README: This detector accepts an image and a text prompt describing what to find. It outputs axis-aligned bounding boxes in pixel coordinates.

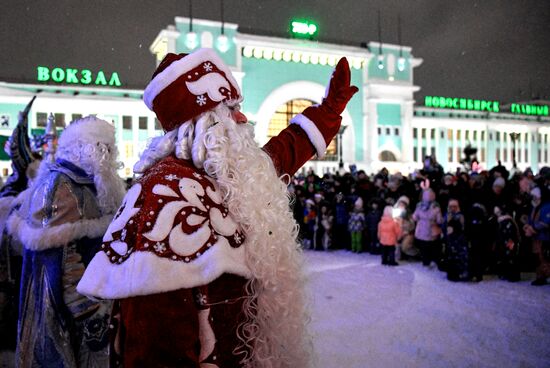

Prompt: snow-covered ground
[2,250,548,368]
[305,250,550,368]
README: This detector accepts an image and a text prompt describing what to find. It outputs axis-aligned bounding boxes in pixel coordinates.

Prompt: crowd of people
[291,157,550,286]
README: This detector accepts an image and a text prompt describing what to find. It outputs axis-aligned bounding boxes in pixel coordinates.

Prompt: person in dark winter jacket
[466,203,491,282]
[365,198,383,254]
[332,192,350,250]
[445,215,470,281]
[494,205,521,282]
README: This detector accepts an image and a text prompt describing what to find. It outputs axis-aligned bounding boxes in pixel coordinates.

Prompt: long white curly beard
[136,104,312,367]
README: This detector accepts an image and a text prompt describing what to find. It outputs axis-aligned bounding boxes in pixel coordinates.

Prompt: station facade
[1,17,548,179]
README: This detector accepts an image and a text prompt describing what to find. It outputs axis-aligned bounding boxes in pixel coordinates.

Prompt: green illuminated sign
[291,20,317,37]
[37,66,122,87]
[510,103,548,116]
[425,95,549,117]
[425,96,499,112]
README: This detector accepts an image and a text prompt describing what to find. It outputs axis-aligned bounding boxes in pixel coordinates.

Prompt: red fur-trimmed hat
[143,48,242,132]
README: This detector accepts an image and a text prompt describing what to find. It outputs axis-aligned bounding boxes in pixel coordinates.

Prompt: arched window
[379,150,397,162]
[268,99,337,159]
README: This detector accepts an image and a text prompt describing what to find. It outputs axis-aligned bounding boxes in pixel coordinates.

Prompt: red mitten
[290,57,358,158]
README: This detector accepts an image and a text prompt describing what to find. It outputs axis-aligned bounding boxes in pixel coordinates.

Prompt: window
[36,112,47,127]
[2,168,8,176]
[496,132,500,141]
[378,127,382,135]
[431,147,435,157]
[421,147,427,160]
[447,129,453,140]
[481,148,485,162]
[394,128,399,135]
[413,128,417,138]
[448,147,453,162]
[413,147,418,161]
[538,149,542,162]
[430,129,435,139]
[538,134,541,144]
[54,113,65,127]
[465,130,470,140]
[139,116,148,130]
[440,131,444,139]
[386,127,391,135]
[124,143,134,159]
[473,131,478,140]
[545,135,548,144]
[496,149,500,161]
[503,149,507,162]
[154,118,162,130]
[71,114,82,123]
[524,149,528,162]
[123,116,132,130]
[456,130,461,140]
[545,149,548,163]
[421,128,426,139]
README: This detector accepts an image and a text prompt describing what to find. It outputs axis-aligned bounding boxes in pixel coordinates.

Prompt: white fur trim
[144,48,241,110]
[290,113,327,158]
[7,212,113,251]
[0,196,15,236]
[77,236,251,299]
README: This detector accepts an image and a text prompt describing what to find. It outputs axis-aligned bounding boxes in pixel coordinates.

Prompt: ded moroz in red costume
[78,48,357,367]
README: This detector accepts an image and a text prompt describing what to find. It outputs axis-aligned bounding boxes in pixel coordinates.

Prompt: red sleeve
[262,124,317,177]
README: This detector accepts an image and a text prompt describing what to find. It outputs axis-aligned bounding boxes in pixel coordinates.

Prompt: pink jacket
[378,217,401,246]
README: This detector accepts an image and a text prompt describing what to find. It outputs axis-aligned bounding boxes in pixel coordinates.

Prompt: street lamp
[509,132,520,168]
[338,125,348,169]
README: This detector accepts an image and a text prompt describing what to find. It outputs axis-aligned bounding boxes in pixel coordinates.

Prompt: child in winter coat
[494,205,521,282]
[302,199,317,249]
[365,199,383,254]
[378,205,401,265]
[315,202,334,251]
[348,198,366,253]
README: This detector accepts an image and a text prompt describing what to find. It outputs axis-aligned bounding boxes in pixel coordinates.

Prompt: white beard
[134,104,311,366]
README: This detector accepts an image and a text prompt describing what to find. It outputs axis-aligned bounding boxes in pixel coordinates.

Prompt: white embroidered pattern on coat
[102,169,245,264]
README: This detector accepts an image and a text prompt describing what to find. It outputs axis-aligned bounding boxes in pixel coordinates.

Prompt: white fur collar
[7,212,113,251]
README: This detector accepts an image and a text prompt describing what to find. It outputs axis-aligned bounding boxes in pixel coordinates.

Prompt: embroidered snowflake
[195,293,207,305]
[165,174,179,181]
[196,94,207,106]
[153,242,166,253]
[121,229,127,241]
[234,233,242,244]
[203,62,213,72]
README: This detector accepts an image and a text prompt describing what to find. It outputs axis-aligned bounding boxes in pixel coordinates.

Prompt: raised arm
[262,58,358,177]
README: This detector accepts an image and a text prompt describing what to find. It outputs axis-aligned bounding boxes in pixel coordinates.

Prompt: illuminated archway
[255,81,354,162]
[379,150,397,162]
[267,98,337,158]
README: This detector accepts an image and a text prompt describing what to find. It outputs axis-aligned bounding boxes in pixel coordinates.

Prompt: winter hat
[492,177,506,189]
[144,48,242,132]
[397,195,410,207]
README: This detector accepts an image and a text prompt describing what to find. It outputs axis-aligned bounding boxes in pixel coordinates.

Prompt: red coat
[378,216,401,246]
[79,123,328,366]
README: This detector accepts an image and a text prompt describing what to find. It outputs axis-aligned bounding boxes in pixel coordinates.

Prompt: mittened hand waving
[290,57,358,158]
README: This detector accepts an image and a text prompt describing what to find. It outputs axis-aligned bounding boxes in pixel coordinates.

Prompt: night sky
[1,0,549,103]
